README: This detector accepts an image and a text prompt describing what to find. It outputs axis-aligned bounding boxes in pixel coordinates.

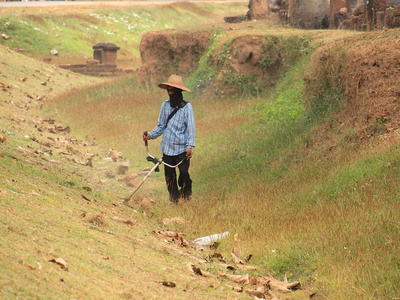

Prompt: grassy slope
[0,42,249,300]
[1,2,400,299]
[0,3,261,300]
[186,29,400,299]
[0,2,247,67]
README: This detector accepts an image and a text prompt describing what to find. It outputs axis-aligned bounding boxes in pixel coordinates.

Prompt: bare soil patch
[139,29,214,82]
[309,29,400,140]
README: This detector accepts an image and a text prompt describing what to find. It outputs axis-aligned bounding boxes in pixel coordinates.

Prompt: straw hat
[158,74,191,92]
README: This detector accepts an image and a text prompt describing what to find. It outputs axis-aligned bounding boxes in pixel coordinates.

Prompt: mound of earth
[138,30,213,83]
[137,23,299,95]
[307,30,400,140]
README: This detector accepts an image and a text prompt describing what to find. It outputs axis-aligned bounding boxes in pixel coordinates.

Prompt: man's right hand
[143,132,151,141]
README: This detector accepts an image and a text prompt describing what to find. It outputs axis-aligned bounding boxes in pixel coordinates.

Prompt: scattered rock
[126,177,141,187]
[118,173,138,182]
[187,262,211,276]
[218,271,249,284]
[17,146,38,157]
[224,16,244,23]
[105,170,115,178]
[48,257,68,271]
[108,149,120,161]
[140,196,155,210]
[353,4,364,16]
[117,162,129,174]
[161,281,176,288]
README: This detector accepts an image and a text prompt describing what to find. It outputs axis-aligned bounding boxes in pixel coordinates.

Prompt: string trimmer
[124,131,186,203]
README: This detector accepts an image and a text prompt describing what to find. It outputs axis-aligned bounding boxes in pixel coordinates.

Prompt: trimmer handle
[143,131,148,147]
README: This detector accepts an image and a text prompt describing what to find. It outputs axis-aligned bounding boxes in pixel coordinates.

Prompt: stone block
[384,8,394,28]
[86,66,104,71]
[339,18,352,29]
[71,64,86,68]
[353,4,364,16]
[102,64,117,69]
[70,67,87,72]
[86,72,101,76]
[87,59,99,66]
[376,11,385,29]
[93,42,120,51]
[374,0,387,12]
[99,72,114,77]
[247,0,268,20]
[330,0,346,28]
[392,16,400,27]
[102,51,118,65]
[224,16,243,23]
[334,12,349,28]
[351,15,362,30]
[393,5,400,17]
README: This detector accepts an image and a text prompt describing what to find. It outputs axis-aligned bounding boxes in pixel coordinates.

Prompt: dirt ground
[309,31,400,140]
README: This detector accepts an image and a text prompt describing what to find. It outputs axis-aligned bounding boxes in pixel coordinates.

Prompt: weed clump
[86,213,108,227]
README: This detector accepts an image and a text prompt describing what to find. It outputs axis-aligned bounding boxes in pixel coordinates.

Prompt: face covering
[169,88,183,108]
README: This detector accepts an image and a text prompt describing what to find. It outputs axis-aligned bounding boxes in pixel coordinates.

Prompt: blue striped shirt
[149,99,195,156]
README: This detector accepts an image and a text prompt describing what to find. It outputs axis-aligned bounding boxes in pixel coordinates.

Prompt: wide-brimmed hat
[158,74,191,92]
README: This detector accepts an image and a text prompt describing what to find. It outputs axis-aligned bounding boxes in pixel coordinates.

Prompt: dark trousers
[163,152,192,202]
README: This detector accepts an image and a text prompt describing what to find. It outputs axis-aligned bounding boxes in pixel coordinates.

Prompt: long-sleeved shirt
[149,99,195,156]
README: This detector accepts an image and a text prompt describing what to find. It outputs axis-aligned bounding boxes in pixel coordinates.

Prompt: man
[143,75,195,203]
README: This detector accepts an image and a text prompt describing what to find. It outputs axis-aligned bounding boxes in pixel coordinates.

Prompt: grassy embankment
[0,2,246,67]
[0,3,254,300]
[1,2,400,299]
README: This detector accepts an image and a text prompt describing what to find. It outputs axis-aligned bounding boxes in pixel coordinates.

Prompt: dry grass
[44,77,163,164]
[0,43,250,300]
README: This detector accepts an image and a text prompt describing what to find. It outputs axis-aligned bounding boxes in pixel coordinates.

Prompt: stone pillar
[392,5,400,27]
[376,11,385,28]
[365,0,387,30]
[289,0,330,29]
[330,0,347,28]
[351,15,363,29]
[247,0,269,20]
[346,0,353,13]
[92,43,120,65]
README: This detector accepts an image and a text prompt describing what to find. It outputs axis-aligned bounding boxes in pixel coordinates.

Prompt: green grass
[186,28,225,96]
[0,3,245,62]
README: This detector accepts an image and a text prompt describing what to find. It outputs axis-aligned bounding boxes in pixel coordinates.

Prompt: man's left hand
[186,147,193,160]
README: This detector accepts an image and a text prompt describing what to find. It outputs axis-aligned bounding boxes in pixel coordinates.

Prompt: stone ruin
[59,42,134,77]
[226,0,400,31]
